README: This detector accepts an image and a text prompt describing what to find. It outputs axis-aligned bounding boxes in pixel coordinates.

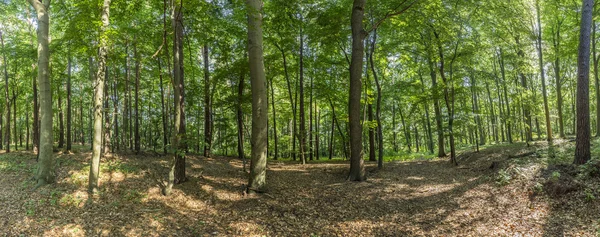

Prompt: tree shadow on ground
[2,142,598,236]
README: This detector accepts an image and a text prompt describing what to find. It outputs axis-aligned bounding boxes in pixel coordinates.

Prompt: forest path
[0,141,598,236]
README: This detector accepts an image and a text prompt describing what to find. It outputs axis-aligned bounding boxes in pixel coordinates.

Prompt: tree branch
[365,0,417,34]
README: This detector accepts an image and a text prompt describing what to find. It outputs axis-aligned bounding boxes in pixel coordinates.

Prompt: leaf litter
[0,140,599,236]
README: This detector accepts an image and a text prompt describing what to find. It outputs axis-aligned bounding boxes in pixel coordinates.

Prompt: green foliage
[123,189,147,203]
[496,169,512,186]
[550,171,561,182]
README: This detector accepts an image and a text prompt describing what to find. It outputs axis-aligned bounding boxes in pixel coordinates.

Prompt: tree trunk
[516,36,533,142]
[112,71,119,151]
[392,104,397,152]
[368,103,375,161]
[1,31,10,153]
[103,68,111,154]
[593,21,600,137]
[434,30,457,165]
[238,63,246,168]
[13,89,17,150]
[164,0,187,195]
[299,23,307,165]
[270,73,278,160]
[158,58,167,154]
[329,109,334,159]
[471,69,484,145]
[370,30,384,167]
[26,104,30,150]
[428,51,445,157]
[122,43,129,150]
[203,44,212,158]
[316,106,320,160]
[574,0,594,165]
[88,0,111,194]
[134,38,141,153]
[58,82,64,148]
[499,48,512,143]
[536,0,553,142]
[66,52,72,151]
[399,104,411,152]
[28,0,54,187]
[246,0,268,193]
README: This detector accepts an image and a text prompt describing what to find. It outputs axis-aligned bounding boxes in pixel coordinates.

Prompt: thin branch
[365,0,417,34]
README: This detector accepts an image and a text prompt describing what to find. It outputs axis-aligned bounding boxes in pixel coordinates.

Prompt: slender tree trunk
[536,0,553,142]
[66,52,72,151]
[13,90,17,150]
[238,63,246,168]
[123,42,130,150]
[80,88,84,146]
[369,31,384,167]
[399,105,411,152]
[158,58,168,154]
[203,44,212,158]
[434,30,457,165]
[58,83,64,148]
[103,68,111,154]
[516,36,533,142]
[575,0,594,164]
[112,71,119,151]
[392,104,397,152]
[316,106,320,160]
[89,0,111,193]
[485,80,498,143]
[419,74,434,153]
[329,110,334,159]
[246,0,268,193]
[471,69,485,145]
[499,48,512,143]
[309,73,314,161]
[593,21,600,137]
[134,38,141,153]
[1,31,10,153]
[299,24,307,165]
[164,0,187,195]
[428,52,445,157]
[270,73,278,160]
[26,104,30,150]
[368,103,375,161]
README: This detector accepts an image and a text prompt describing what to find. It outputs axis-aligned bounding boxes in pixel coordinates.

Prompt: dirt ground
[1,141,599,236]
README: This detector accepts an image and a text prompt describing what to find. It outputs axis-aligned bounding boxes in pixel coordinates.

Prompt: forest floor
[1,140,600,236]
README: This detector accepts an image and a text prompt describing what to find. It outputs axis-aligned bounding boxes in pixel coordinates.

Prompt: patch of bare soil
[1,142,599,236]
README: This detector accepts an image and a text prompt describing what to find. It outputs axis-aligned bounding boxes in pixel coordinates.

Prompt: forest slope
[1,141,599,236]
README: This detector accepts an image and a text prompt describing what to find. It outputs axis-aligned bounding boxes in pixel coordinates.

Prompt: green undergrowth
[0,153,34,173]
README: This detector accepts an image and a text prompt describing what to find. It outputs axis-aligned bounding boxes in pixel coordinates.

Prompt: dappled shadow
[1,142,598,236]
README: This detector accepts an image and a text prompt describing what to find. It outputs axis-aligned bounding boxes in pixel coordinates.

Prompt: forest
[1,0,600,236]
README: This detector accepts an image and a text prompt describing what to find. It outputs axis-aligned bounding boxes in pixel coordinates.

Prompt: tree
[203,44,212,158]
[89,0,112,194]
[28,0,54,188]
[1,30,10,153]
[246,0,268,194]
[574,0,594,165]
[163,0,187,196]
[535,0,552,142]
[347,0,366,181]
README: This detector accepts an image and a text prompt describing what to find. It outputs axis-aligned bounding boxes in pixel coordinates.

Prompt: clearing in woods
[1,140,599,236]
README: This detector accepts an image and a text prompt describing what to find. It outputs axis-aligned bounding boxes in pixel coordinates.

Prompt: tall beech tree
[164,0,187,196]
[89,0,111,194]
[246,0,268,194]
[574,0,594,165]
[28,0,53,187]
